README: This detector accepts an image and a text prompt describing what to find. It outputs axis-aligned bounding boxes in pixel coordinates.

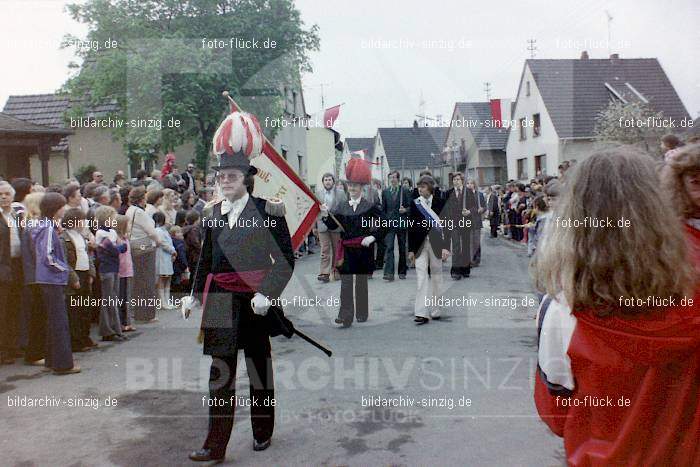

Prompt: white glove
[181,295,200,320]
[361,236,376,247]
[320,203,329,216]
[251,293,271,316]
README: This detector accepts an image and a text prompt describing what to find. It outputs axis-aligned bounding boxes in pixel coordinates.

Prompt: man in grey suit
[315,173,346,282]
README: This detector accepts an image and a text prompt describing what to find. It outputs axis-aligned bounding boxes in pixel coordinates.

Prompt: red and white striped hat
[211,111,263,173]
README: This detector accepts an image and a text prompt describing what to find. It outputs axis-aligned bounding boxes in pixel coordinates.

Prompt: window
[281,148,288,160]
[519,118,526,140]
[297,154,303,175]
[533,113,541,137]
[535,154,546,176]
[517,158,528,180]
[526,81,531,96]
[292,90,298,114]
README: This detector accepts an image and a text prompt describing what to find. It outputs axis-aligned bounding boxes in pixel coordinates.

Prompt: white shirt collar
[349,196,361,207]
[420,195,433,205]
[221,193,249,215]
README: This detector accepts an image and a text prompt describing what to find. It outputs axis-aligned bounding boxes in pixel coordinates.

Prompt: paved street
[1,233,563,466]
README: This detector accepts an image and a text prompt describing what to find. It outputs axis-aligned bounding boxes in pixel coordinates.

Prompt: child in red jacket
[533,147,700,466]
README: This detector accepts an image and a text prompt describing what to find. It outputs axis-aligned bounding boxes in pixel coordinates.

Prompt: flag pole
[222,91,344,231]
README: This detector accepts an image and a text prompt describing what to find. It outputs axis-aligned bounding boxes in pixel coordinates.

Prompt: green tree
[61,0,319,171]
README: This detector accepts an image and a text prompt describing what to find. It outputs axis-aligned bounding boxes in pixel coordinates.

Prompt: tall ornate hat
[211,110,263,174]
[345,158,372,184]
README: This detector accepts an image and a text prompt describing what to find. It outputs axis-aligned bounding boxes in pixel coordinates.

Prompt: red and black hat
[345,158,372,185]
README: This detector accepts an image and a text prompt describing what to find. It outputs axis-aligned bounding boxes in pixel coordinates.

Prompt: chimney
[412,119,419,131]
[580,51,589,60]
[610,53,620,59]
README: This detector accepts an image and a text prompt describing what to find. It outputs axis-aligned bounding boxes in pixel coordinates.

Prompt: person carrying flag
[320,158,387,327]
[183,106,294,464]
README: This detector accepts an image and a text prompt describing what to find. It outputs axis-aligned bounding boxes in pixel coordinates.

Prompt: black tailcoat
[323,198,387,275]
[407,195,448,257]
[194,196,294,356]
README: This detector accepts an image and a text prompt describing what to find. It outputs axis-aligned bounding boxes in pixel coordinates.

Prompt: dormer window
[526,81,531,96]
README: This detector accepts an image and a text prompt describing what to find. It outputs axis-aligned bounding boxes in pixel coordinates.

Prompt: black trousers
[66,270,93,349]
[0,258,23,358]
[339,273,368,323]
[374,240,385,269]
[204,331,274,458]
[24,284,47,362]
[450,229,471,277]
[490,222,499,238]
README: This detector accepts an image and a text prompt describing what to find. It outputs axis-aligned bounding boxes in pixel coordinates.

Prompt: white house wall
[506,65,561,180]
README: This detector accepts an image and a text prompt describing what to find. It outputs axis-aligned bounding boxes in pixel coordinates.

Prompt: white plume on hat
[212,111,264,160]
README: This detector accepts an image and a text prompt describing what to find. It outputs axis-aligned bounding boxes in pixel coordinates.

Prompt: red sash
[201,270,268,311]
[335,237,365,267]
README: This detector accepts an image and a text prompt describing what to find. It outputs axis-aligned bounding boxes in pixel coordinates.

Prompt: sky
[1,0,698,138]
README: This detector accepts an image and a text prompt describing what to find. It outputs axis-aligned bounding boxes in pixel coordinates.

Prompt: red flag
[323,105,341,128]
[489,99,503,128]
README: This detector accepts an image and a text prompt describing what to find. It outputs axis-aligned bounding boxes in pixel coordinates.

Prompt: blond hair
[115,214,130,237]
[23,192,44,219]
[661,143,700,220]
[536,146,696,314]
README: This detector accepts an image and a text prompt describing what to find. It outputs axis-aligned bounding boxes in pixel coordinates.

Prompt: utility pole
[527,38,537,58]
[484,82,492,101]
[605,11,613,56]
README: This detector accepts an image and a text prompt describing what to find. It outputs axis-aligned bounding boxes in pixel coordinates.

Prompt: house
[374,123,449,186]
[0,112,72,184]
[506,53,691,181]
[306,127,342,191]
[3,93,199,183]
[269,85,309,182]
[443,100,511,187]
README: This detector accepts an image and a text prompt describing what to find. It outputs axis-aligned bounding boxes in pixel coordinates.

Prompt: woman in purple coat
[31,192,80,375]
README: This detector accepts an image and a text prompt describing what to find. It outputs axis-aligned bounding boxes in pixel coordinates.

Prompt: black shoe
[398,274,406,280]
[451,274,462,280]
[335,318,351,328]
[382,275,394,281]
[414,316,429,325]
[357,318,367,323]
[317,274,330,283]
[101,335,115,342]
[254,438,271,451]
[189,448,224,463]
[432,316,441,320]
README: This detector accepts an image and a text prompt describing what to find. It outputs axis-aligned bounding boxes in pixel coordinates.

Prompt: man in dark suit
[185,113,294,464]
[408,176,450,324]
[181,162,197,193]
[485,185,500,238]
[322,159,387,327]
[444,173,475,279]
[381,171,410,280]
[0,181,23,364]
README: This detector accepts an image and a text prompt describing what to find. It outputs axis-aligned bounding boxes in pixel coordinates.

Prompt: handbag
[129,207,156,257]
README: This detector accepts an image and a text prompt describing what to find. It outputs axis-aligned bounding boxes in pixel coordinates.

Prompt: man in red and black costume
[184,110,294,464]
[321,158,387,327]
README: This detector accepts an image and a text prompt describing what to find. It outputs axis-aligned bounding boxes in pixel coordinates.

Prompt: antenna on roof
[527,38,537,59]
[484,82,492,101]
[605,10,613,56]
[418,90,427,126]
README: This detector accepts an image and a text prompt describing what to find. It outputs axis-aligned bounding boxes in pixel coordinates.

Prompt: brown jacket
[60,230,96,294]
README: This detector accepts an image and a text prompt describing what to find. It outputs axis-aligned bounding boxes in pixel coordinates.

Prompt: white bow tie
[349,198,361,208]
[221,197,246,216]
